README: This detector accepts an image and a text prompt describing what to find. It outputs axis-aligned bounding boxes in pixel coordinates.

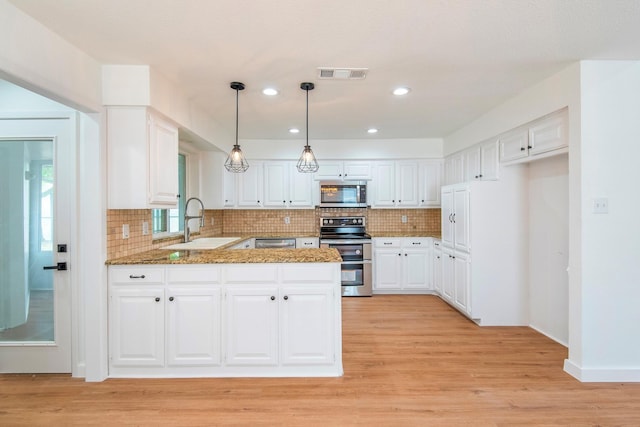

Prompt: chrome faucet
[184,197,205,243]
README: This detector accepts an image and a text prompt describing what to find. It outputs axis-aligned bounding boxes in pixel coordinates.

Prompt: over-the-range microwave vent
[317,67,368,80]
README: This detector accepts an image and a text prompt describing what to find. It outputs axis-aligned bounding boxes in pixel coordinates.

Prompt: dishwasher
[254,238,296,249]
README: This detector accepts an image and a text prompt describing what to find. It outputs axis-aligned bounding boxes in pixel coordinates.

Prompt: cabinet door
[314,161,343,180]
[453,186,470,252]
[373,248,402,290]
[451,153,465,185]
[371,161,396,207]
[396,161,419,207]
[288,163,314,207]
[109,287,165,367]
[403,248,430,290]
[343,161,371,180]
[441,187,454,247]
[166,287,221,367]
[263,162,288,208]
[223,171,237,207]
[280,286,334,365]
[480,139,499,180]
[499,129,528,163]
[528,114,567,156]
[225,286,278,366]
[237,161,263,208]
[442,249,455,303]
[453,252,470,315]
[148,114,179,206]
[465,146,481,181]
[419,160,442,207]
[432,248,442,295]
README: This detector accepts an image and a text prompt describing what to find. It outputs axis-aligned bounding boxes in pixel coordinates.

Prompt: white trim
[564,359,640,382]
[529,324,568,348]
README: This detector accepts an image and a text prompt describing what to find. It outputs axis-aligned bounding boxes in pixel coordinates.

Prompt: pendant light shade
[225,81,249,173]
[297,82,319,173]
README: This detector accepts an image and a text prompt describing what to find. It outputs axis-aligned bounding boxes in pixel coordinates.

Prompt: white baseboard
[564,359,640,382]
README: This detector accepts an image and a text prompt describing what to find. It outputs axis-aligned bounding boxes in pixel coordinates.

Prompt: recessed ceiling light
[263,88,278,96]
[393,87,410,96]
[367,128,378,134]
[289,128,300,134]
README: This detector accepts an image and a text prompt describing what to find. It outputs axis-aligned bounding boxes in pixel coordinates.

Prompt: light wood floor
[1,295,640,426]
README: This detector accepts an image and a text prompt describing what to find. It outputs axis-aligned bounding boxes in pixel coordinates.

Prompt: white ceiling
[9,0,640,142]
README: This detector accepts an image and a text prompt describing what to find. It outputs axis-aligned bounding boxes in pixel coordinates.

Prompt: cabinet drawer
[281,264,338,284]
[374,238,401,248]
[224,264,278,283]
[166,266,221,284]
[110,267,164,284]
[402,238,431,248]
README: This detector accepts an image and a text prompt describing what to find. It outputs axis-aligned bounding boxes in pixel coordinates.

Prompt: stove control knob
[323,219,328,225]
[358,218,363,224]
[352,219,357,224]
[329,219,334,224]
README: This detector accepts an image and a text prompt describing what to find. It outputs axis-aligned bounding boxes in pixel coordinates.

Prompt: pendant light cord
[305,87,309,148]
[235,86,239,148]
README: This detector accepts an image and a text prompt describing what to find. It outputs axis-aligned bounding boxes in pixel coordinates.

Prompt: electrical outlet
[211,217,215,226]
[122,224,130,239]
[142,221,149,236]
[401,215,408,223]
[284,216,290,224]
[593,197,609,214]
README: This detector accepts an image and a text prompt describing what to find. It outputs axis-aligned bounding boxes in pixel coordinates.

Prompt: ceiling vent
[317,67,368,80]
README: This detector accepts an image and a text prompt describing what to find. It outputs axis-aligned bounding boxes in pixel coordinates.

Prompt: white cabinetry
[314,160,371,180]
[439,177,529,326]
[371,161,419,208]
[295,237,319,248]
[499,109,568,163]
[465,140,499,181]
[109,266,222,370]
[432,240,442,295]
[108,262,342,377]
[237,161,264,208]
[263,161,314,208]
[444,152,465,186]
[419,160,443,207]
[373,238,432,293]
[107,107,179,209]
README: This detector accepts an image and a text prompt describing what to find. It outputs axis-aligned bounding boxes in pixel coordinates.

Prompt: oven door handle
[341,260,372,265]
[321,240,372,245]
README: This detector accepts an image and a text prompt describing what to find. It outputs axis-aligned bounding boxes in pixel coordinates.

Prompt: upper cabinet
[464,139,499,182]
[263,161,314,208]
[418,160,443,207]
[370,160,419,208]
[313,161,372,181]
[107,107,179,209]
[499,108,568,163]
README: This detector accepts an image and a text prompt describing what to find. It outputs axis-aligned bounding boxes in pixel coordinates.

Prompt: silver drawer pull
[129,274,146,279]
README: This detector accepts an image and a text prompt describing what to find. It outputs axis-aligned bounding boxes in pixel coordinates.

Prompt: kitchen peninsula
[106,243,343,378]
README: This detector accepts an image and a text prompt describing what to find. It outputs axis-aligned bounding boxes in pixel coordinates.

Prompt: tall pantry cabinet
[439,164,529,326]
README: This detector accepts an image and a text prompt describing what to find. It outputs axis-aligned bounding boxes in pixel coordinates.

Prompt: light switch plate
[593,197,609,214]
[142,221,149,236]
[122,224,130,239]
[401,215,408,223]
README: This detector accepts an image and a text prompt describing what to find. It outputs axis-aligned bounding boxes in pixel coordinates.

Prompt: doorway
[0,117,74,373]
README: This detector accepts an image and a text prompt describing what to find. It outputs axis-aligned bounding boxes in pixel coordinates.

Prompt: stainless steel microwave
[319,181,368,208]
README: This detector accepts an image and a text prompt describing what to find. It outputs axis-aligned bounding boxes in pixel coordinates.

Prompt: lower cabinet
[373,238,432,293]
[225,285,334,366]
[432,240,442,295]
[108,263,342,378]
[441,247,470,316]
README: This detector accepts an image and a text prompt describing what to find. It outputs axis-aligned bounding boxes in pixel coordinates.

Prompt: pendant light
[224,81,250,173]
[297,82,319,173]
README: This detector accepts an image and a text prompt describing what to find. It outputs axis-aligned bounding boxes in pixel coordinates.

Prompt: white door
[0,116,73,373]
[373,249,402,290]
[403,248,429,290]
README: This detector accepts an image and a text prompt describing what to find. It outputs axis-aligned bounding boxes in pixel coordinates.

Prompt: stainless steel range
[319,216,372,297]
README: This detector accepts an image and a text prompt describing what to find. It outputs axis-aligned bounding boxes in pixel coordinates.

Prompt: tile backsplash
[107,208,441,260]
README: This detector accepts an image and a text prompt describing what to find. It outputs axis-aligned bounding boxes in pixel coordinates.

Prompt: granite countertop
[106,248,342,265]
[368,232,441,239]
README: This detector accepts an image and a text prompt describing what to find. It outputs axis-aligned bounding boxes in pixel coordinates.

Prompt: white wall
[566,61,640,381]
[237,138,443,160]
[528,154,569,345]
